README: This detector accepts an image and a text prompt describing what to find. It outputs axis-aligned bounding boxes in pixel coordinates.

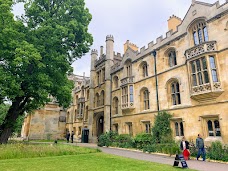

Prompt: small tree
[152,111,172,143]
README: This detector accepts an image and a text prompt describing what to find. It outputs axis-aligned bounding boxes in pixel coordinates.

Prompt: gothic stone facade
[22,1,228,144]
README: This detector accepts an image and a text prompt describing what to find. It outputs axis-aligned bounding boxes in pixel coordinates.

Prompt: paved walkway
[75,143,228,171]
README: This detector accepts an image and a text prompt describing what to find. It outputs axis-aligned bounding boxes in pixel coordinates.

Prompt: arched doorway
[97,116,104,137]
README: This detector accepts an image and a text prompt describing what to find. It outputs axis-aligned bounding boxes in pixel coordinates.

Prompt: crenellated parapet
[106,35,114,42]
[91,49,98,55]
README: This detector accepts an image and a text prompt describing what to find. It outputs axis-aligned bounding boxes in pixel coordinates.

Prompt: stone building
[22,0,228,144]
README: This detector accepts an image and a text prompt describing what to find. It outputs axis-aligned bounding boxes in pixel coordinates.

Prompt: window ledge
[205,136,223,144]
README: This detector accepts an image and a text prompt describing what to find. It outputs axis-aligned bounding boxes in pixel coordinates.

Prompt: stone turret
[91,49,98,71]
[90,49,98,88]
[106,35,114,61]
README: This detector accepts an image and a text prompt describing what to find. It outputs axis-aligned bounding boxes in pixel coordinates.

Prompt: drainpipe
[110,75,112,131]
[152,50,160,112]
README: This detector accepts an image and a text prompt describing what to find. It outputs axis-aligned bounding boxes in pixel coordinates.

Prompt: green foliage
[0,104,10,125]
[98,131,118,147]
[207,141,228,161]
[151,111,172,143]
[0,0,93,142]
[0,143,99,160]
[116,134,133,148]
[134,133,153,149]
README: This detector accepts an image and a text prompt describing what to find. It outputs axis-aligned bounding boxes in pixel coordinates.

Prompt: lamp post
[152,50,160,112]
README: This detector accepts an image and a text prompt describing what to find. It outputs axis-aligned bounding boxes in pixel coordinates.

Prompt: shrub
[134,133,153,149]
[116,134,133,148]
[152,111,172,143]
[98,131,118,147]
[207,141,228,161]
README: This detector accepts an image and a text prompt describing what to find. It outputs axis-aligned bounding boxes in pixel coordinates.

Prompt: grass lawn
[0,152,195,171]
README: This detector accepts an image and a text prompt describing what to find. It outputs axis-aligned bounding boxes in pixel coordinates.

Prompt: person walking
[71,131,74,143]
[180,136,190,160]
[196,134,206,161]
[66,131,70,143]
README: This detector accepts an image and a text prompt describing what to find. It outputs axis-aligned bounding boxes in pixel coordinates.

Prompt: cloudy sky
[13,0,225,76]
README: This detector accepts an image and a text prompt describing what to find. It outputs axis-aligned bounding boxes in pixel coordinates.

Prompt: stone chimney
[124,40,138,53]
[100,46,103,58]
[168,15,182,32]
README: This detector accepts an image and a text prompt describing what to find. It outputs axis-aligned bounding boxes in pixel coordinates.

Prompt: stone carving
[213,82,221,90]
[121,76,135,86]
[192,83,211,94]
[185,41,217,59]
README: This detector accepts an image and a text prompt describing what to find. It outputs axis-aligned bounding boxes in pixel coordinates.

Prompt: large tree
[0,0,93,143]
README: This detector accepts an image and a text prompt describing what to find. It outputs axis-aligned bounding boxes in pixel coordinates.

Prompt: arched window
[95,93,99,107]
[100,90,105,106]
[85,106,88,121]
[180,122,184,136]
[171,82,181,105]
[125,60,132,77]
[113,76,119,89]
[174,121,184,136]
[207,120,213,136]
[87,90,89,100]
[142,63,148,77]
[113,97,119,114]
[207,119,221,136]
[190,20,209,45]
[175,122,179,136]
[143,90,150,110]
[168,51,177,67]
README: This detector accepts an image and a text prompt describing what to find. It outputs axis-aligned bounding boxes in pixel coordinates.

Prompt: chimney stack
[167,15,182,32]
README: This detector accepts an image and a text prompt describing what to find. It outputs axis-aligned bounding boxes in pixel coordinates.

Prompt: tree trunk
[0,126,13,144]
[0,97,25,144]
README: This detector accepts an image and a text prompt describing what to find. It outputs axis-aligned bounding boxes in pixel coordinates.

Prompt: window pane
[203,27,209,41]
[193,32,199,45]
[204,71,209,83]
[192,74,197,86]
[214,120,221,136]
[196,59,201,71]
[175,122,179,136]
[177,93,181,104]
[202,57,207,70]
[180,122,184,136]
[172,94,176,105]
[198,29,203,43]
[212,70,218,82]
[207,120,214,136]
[191,62,196,73]
[171,84,175,93]
[129,85,133,102]
[176,83,180,92]
[209,56,216,69]
[198,72,203,85]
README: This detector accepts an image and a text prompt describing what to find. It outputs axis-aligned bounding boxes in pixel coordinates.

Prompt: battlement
[168,14,182,21]
[106,35,114,41]
[124,40,139,53]
[114,52,122,58]
[91,49,98,55]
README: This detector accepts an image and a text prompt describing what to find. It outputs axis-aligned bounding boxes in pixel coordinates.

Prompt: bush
[134,133,153,149]
[98,131,118,147]
[152,111,172,143]
[116,134,134,148]
[207,141,228,161]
